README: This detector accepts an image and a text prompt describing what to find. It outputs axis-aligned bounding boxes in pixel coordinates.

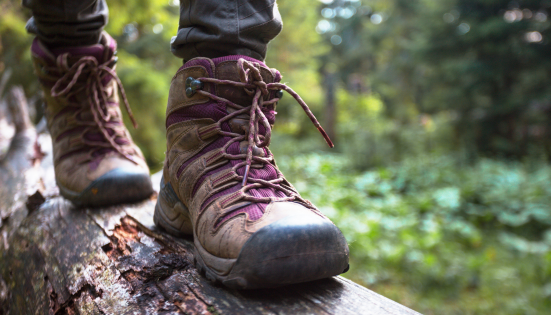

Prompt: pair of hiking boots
[33,32,349,289]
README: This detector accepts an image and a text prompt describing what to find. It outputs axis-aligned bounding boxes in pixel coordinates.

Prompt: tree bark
[0,89,421,315]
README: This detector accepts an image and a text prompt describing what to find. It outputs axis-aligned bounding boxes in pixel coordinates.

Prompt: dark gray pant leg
[22,0,108,48]
[171,0,282,61]
[23,0,281,60]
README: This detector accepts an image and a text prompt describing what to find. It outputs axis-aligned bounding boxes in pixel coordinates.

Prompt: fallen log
[0,89,421,315]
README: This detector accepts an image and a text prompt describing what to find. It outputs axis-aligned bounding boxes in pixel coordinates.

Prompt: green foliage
[335,89,457,169]
[105,0,181,170]
[116,50,170,170]
[0,1,35,97]
[276,151,551,314]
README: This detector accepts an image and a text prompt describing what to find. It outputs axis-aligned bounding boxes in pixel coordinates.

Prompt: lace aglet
[317,126,334,148]
[242,165,250,187]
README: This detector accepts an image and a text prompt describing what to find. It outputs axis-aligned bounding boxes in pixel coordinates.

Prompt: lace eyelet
[185,77,194,88]
[190,79,203,90]
[185,77,203,97]
[186,87,194,97]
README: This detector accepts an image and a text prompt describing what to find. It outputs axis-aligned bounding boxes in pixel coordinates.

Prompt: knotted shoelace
[194,58,333,207]
[48,53,138,164]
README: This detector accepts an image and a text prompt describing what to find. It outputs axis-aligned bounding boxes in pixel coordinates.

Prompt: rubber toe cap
[73,167,153,207]
[225,212,350,289]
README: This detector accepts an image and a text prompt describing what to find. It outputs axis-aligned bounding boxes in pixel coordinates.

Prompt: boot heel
[154,176,193,236]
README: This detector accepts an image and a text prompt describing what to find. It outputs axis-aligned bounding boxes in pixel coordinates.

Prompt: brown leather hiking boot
[154,56,349,289]
[31,32,153,207]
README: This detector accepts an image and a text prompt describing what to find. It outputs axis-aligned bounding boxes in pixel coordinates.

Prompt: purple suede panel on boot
[180,55,266,71]
[38,34,117,87]
[166,102,227,129]
[212,55,267,67]
[50,44,105,63]
[31,39,53,61]
[182,58,214,76]
[48,32,116,63]
[273,70,282,82]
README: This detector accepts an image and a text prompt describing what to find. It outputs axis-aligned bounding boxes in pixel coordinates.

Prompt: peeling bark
[0,90,421,315]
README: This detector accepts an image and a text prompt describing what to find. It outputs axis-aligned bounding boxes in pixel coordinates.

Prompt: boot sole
[154,176,350,290]
[58,168,154,208]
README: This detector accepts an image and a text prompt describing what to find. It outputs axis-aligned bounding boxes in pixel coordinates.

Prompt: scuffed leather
[165,58,332,261]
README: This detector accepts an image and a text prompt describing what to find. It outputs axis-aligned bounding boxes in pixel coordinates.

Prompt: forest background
[1,0,551,313]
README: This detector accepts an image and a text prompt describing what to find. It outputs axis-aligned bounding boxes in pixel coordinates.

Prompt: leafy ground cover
[275,150,551,314]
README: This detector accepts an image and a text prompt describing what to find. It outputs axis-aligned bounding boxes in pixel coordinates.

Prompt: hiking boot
[31,32,153,207]
[154,56,349,289]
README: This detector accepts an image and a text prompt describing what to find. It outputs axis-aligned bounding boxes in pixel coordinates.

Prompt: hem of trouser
[23,0,282,59]
[22,0,108,48]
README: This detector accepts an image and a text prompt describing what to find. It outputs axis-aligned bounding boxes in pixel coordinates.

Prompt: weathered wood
[2,198,421,315]
[0,90,422,315]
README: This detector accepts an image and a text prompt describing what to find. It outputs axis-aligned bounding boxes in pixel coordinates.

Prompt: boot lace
[194,58,333,208]
[48,53,138,164]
